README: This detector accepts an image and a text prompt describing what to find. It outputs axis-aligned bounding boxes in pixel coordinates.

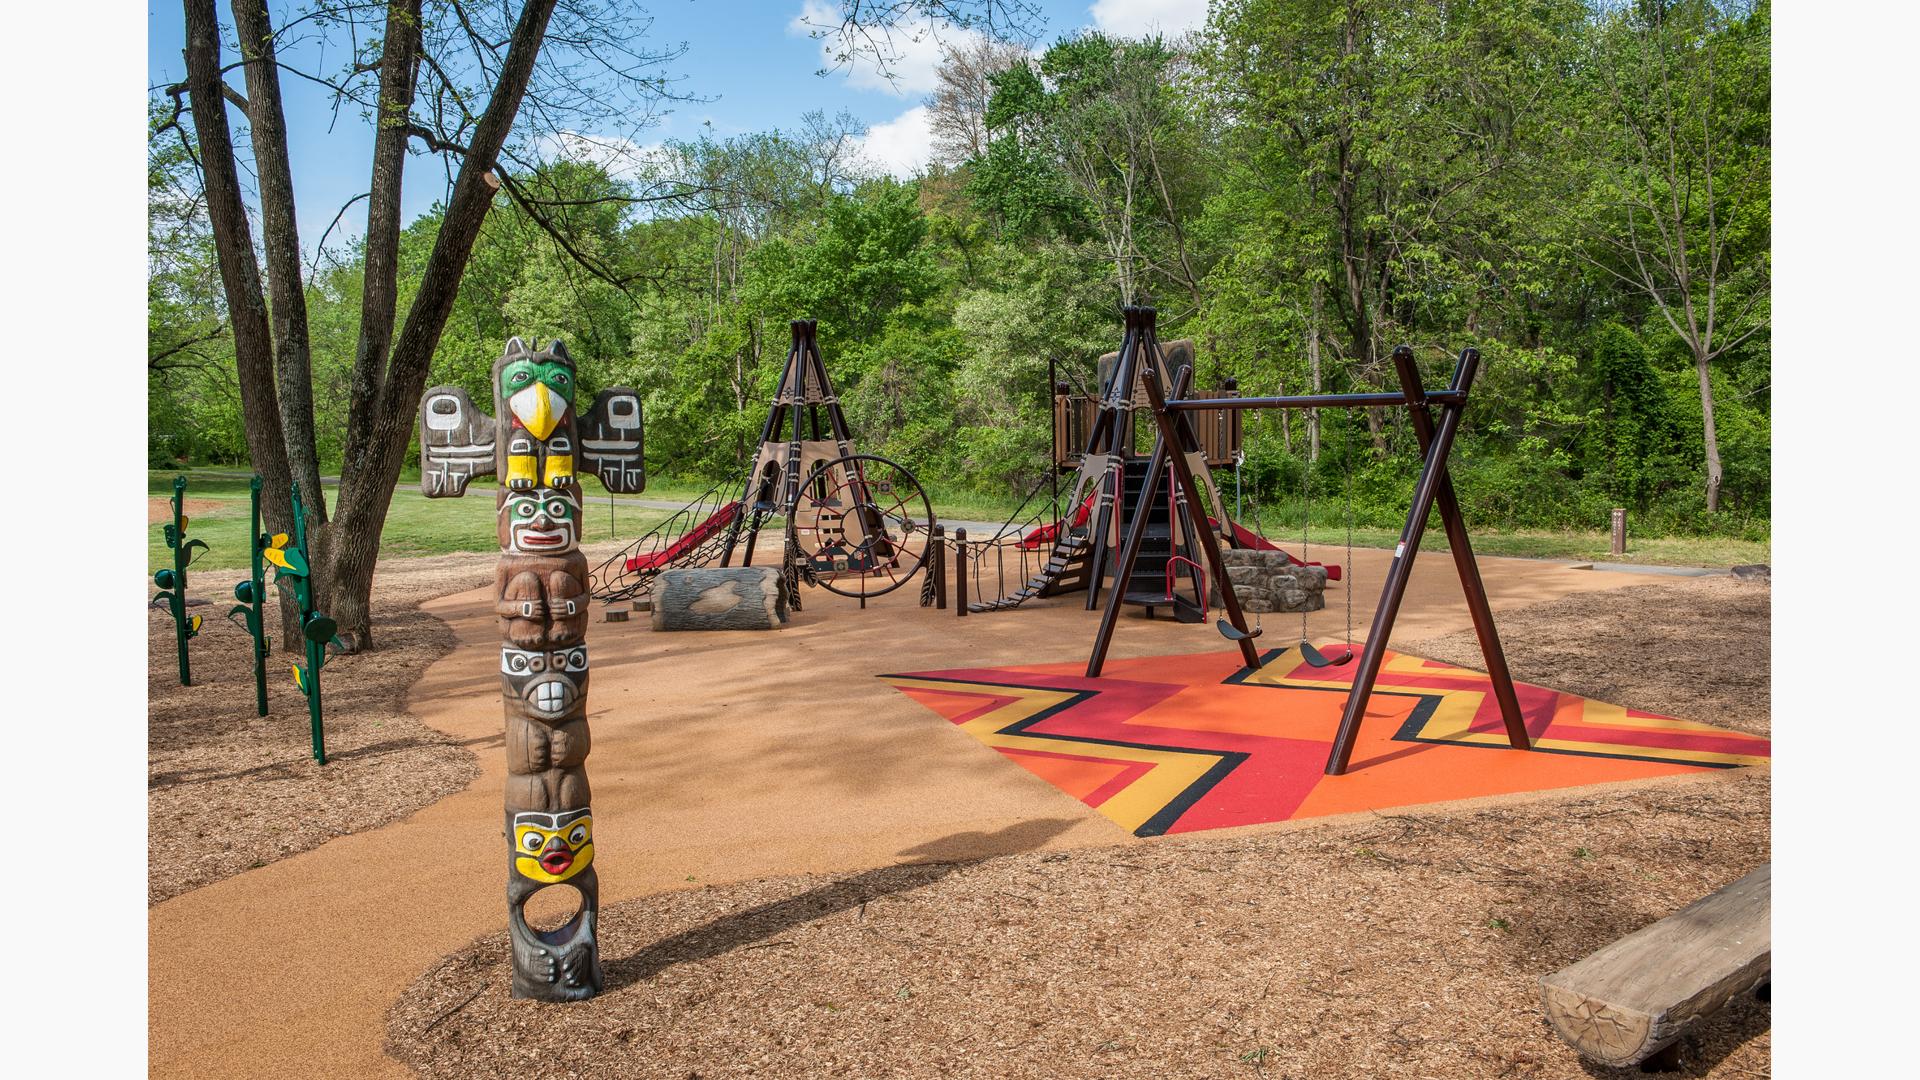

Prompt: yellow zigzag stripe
[881,676,1227,834]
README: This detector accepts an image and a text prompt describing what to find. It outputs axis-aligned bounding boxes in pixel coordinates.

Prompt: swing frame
[1086,306,1530,776]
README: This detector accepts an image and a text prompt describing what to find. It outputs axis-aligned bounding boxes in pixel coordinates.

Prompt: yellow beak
[510,383,564,441]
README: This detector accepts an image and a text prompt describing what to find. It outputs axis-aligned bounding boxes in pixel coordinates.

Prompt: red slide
[1019,493,1097,550]
[625,500,743,572]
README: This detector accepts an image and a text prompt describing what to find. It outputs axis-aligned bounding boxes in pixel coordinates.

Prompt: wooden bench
[1540,863,1770,1071]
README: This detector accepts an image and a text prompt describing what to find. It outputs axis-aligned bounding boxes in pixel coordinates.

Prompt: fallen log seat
[1540,863,1770,1071]
[650,566,788,631]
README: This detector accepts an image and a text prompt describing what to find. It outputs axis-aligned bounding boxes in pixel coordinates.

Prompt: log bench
[650,566,788,631]
[1540,864,1770,1071]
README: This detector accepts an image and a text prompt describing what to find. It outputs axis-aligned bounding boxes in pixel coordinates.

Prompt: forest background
[149,0,1770,636]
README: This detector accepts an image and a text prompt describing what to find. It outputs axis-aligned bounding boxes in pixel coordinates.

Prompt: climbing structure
[961,324,1326,616]
[590,320,933,609]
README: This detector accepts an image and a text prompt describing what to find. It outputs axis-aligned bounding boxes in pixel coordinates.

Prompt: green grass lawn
[148,471,677,575]
[1266,523,1769,568]
[152,469,1767,576]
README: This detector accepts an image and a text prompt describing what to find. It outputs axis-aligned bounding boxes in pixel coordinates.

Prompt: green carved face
[501,359,575,404]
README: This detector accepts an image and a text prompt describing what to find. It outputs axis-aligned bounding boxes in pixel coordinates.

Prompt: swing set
[1086,306,1530,777]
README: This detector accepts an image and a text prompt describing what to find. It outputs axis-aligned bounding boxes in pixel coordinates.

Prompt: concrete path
[149,548,1649,1078]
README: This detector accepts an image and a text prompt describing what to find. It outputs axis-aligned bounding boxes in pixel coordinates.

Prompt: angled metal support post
[1087,308,1261,676]
[1390,346,1529,751]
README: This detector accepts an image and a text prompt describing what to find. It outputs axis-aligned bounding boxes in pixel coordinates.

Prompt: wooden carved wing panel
[577,388,645,495]
[419,386,496,498]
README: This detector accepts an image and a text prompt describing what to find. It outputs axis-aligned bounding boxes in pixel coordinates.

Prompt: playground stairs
[1116,457,1204,623]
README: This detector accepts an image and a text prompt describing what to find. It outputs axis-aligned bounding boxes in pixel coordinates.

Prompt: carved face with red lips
[500,488,579,554]
[511,808,593,883]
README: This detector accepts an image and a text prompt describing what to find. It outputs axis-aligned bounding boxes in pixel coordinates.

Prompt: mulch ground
[1403,574,1770,738]
[385,573,1771,1079]
[147,552,494,905]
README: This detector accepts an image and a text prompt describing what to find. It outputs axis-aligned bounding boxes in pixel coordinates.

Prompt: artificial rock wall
[1211,549,1327,614]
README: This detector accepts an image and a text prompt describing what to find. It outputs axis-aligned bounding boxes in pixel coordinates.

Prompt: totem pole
[153,474,207,685]
[263,482,337,764]
[227,475,271,716]
[418,338,645,1002]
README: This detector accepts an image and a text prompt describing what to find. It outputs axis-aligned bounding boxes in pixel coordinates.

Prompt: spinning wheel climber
[717,321,935,607]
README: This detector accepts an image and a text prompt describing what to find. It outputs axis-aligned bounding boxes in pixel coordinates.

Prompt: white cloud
[1087,0,1210,37]
[790,0,985,97]
[856,105,935,179]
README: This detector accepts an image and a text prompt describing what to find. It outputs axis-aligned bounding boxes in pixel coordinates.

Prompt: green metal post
[171,476,191,684]
[292,483,328,764]
[306,637,326,764]
[267,481,336,764]
[153,474,206,686]
[228,476,270,716]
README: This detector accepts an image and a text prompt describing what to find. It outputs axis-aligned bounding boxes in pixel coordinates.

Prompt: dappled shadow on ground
[605,818,1078,991]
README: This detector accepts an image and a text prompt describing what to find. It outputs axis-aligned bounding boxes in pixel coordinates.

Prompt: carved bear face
[501,643,588,719]
[500,487,580,554]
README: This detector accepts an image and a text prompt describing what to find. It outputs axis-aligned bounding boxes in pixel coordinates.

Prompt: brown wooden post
[930,525,948,609]
[953,527,968,616]
[1611,508,1627,556]
[1323,348,1484,776]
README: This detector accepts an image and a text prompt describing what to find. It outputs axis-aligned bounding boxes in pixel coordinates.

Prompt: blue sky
[147,0,1208,254]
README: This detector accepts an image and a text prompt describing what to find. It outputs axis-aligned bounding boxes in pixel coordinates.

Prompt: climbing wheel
[787,453,933,602]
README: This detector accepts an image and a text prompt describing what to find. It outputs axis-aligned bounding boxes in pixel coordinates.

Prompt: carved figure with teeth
[417,336,641,1004]
[502,643,592,810]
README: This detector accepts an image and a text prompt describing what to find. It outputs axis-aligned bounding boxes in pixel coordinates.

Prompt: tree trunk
[1307,280,1323,463]
[321,0,423,614]
[323,0,559,652]
[1695,346,1723,513]
[231,0,327,555]
[182,0,300,646]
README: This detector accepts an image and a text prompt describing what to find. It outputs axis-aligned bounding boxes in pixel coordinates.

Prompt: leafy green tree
[1568,0,1771,512]
[1580,322,1684,506]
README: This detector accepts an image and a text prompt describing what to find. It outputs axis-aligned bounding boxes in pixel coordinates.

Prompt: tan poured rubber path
[149,549,1647,1078]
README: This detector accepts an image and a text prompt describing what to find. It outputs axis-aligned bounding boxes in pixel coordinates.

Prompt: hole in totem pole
[523,882,587,933]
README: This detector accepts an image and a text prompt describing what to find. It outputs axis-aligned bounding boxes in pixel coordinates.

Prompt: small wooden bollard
[603,606,629,623]
[1611,508,1627,556]
[953,528,968,617]
[930,524,948,610]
